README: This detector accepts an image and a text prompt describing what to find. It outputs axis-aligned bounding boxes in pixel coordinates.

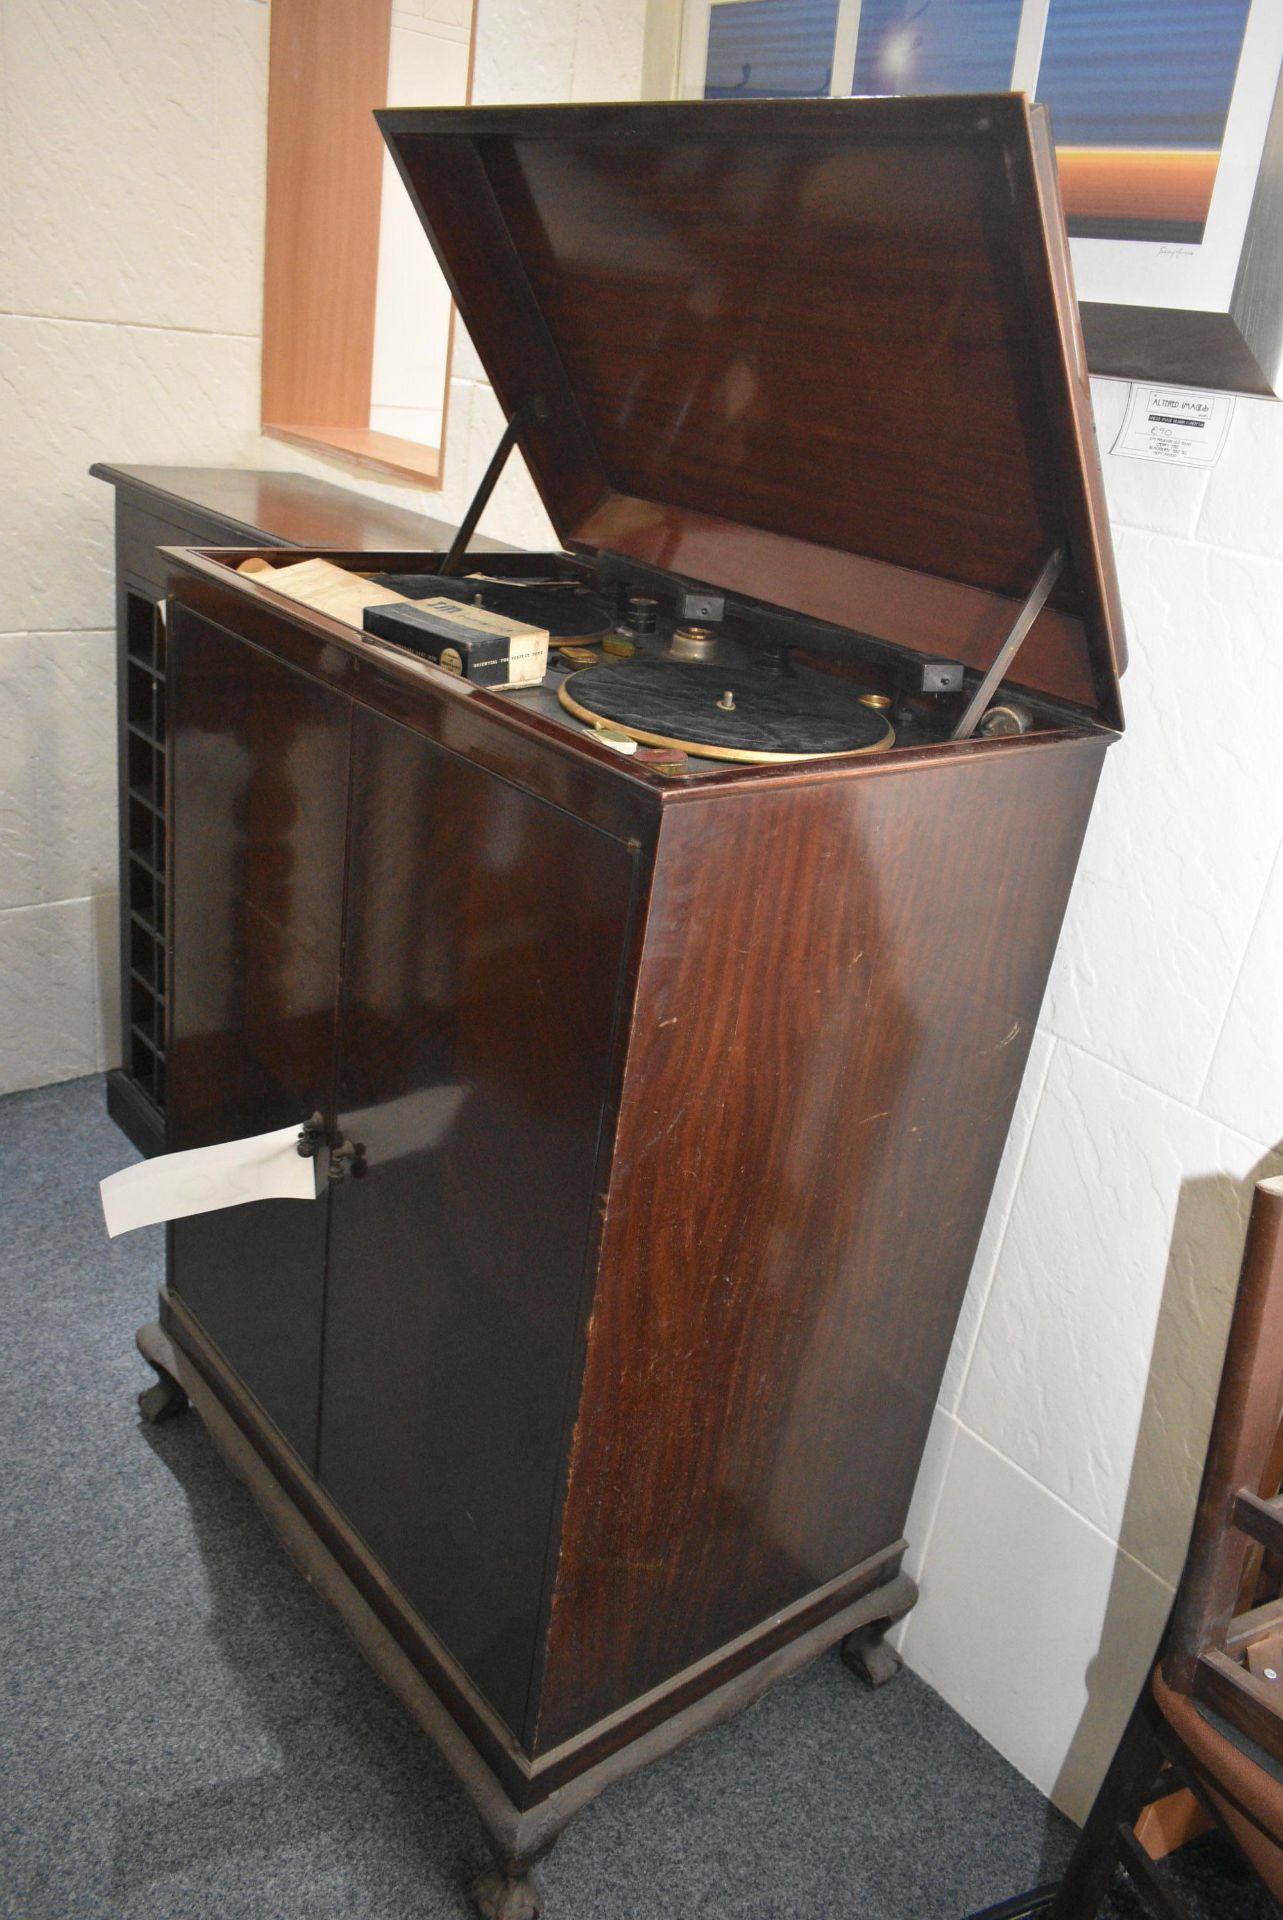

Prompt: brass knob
[669,624,718,663]
[328,1139,367,1182]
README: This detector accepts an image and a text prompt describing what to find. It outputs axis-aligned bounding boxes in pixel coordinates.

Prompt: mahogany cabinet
[151,551,1108,1894]
[137,95,1127,1919]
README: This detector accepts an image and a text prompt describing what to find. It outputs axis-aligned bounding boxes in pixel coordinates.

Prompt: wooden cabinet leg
[136,1319,189,1424]
[470,1865,545,1919]
[841,1576,918,1688]
[842,1619,903,1687]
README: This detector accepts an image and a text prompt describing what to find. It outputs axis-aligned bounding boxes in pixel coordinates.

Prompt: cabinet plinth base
[141,1291,918,1905]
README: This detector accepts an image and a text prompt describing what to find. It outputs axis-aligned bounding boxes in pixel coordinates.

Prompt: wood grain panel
[535,735,1107,1747]
[262,422,442,485]
[316,705,641,1735]
[91,463,484,552]
[262,0,391,433]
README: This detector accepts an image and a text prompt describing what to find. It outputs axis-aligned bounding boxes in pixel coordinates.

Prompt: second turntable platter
[558,660,894,764]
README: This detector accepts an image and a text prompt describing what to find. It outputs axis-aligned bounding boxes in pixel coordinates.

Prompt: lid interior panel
[485,131,1059,599]
[380,99,1124,725]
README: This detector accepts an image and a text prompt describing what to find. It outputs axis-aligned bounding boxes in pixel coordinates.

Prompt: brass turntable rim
[557,678,895,764]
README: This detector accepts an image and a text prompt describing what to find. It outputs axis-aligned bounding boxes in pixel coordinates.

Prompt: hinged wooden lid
[379,96,1125,726]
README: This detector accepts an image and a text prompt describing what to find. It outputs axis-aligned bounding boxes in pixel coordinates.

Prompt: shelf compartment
[125,591,159,673]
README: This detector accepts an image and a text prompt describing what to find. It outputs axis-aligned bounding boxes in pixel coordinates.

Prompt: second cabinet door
[317,706,640,1737]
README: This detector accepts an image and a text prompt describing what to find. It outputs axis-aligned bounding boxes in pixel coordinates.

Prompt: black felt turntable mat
[374,574,609,640]
[560,661,893,759]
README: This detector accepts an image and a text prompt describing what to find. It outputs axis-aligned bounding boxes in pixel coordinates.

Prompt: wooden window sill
[264,423,443,489]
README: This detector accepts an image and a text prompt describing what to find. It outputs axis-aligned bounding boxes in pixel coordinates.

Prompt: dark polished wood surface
[535,733,1107,1747]
[91,462,498,553]
[166,604,350,1467]
[380,97,1124,725]
[317,704,641,1735]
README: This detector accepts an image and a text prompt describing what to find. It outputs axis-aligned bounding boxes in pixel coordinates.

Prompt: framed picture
[678,0,1283,395]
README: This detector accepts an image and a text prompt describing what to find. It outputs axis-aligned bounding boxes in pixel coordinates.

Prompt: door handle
[328,1138,367,1183]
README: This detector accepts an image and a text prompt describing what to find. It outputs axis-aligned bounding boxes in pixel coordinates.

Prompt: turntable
[558,656,893,762]
[365,554,1063,763]
[370,558,905,760]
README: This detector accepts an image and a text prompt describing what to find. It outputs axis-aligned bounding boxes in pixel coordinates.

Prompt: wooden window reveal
[262,0,466,486]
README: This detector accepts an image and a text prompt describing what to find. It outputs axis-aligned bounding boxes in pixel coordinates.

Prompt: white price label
[1112,384,1235,468]
[100,1123,319,1237]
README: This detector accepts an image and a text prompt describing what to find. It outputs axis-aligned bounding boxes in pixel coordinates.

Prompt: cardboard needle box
[362,597,549,687]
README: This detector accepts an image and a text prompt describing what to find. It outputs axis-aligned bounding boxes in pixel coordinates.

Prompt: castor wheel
[842,1621,903,1689]
[470,1865,544,1920]
[138,1373,188,1424]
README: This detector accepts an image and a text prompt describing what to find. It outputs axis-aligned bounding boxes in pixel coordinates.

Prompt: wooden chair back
[1163,1175,1283,1757]
[968,1176,1283,1920]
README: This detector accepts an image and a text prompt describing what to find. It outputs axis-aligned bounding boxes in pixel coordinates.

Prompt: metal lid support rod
[951,549,1066,741]
[438,412,525,577]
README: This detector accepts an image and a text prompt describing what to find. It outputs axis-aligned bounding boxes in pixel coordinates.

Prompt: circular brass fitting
[669,624,718,663]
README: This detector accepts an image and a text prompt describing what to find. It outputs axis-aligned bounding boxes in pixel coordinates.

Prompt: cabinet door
[318,706,639,1737]
[166,607,351,1469]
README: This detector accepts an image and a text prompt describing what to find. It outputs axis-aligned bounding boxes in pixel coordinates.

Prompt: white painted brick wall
[898,386,1283,1820]
[0,0,267,1093]
[4,0,1281,1835]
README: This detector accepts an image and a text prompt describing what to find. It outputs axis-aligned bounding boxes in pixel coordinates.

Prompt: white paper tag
[1112,384,1235,468]
[100,1123,319,1238]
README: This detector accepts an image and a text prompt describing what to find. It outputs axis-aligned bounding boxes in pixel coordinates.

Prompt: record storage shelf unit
[122,587,168,1117]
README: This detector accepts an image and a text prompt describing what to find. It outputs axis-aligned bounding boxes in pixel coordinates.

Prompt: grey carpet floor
[0,1074,1273,1920]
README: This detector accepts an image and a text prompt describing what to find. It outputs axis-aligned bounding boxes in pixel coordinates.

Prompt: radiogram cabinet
[151,542,1108,1887]
[138,95,1127,1918]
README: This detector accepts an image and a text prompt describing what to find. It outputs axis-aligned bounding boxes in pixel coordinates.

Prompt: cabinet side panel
[167,608,351,1469]
[317,706,639,1737]
[537,737,1106,1746]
